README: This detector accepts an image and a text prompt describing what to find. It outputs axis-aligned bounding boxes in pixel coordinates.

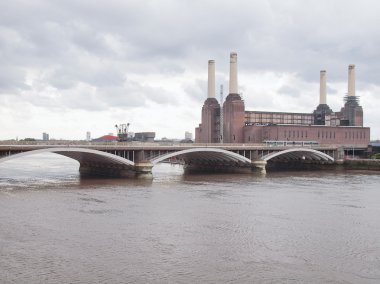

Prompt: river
[0,153,379,283]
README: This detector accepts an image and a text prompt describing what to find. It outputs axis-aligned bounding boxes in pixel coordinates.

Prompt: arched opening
[151,148,252,174]
[262,148,334,171]
[0,148,135,178]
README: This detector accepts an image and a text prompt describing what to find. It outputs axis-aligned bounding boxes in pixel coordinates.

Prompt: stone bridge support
[134,161,153,179]
[252,160,267,174]
[79,163,136,178]
[78,151,155,179]
[133,150,153,179]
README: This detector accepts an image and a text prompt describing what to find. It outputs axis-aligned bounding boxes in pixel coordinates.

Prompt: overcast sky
[1,0,379,140]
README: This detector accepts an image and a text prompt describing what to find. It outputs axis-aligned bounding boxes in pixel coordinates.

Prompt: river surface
[0,153,380,283]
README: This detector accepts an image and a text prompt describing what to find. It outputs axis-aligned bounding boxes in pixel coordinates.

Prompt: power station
[195,52,370,146]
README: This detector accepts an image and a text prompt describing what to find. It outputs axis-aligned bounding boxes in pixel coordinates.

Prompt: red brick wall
[223,94,245,143]
[244,124,370,146]
[199,98,220,143]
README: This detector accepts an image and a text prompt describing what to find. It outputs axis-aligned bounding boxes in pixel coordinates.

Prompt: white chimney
[320,70,327,104]
[207,60,215,98]
[229,52,238,94]
[348,64,355,97]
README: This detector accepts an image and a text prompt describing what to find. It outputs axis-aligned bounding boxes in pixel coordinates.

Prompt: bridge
[0,142,342,178]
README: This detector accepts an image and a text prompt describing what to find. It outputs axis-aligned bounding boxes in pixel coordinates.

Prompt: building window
[318,131,320,138]
[334,132,336,139]
[345,132,347,139]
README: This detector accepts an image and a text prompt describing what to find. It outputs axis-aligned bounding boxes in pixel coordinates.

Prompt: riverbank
[343,159,380,171]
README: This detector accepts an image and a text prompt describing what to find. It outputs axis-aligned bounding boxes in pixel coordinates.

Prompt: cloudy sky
[1,0,379,140]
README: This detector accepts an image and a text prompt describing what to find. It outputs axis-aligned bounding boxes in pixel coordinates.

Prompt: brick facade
[223,94,245,143]
[244,124,370,147]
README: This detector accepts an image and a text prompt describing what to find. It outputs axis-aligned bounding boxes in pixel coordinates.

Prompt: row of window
[247,113,312,120]
[284,130,308,139]
[283,130,367,140]
[246,113,313,125]
[251,118,313,124]
[318,131,336,139]
[345,131,366,140]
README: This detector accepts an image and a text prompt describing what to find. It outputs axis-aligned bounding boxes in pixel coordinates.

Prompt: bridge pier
[79,162,154,179]
[134,161,153,179]
[252,160,267,174]
[79,163,135,178]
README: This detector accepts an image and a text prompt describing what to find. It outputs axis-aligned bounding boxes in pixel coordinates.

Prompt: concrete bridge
[0,143,341,178]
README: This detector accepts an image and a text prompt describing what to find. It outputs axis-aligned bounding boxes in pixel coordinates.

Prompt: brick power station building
[195,52,370,147]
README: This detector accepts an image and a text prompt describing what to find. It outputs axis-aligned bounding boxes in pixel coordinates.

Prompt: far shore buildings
[195,52,370,147]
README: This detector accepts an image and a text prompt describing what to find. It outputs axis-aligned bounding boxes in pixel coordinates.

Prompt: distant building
[42,132,49,141]
[185,131,193,140]
[369,141,380,155]
[134,132,155,142]
[86,131,91,141]
[195,53,370,147]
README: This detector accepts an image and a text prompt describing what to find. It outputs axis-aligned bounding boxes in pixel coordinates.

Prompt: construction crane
[115,123,130,142]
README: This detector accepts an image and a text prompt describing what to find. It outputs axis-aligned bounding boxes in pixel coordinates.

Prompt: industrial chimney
[229,52,238,94]
[313,69,332,125]
[223,52,245,143]
[208,60,215,98]
[320,70,327,105]
[341,64,363,126]
[348,64,355,97]
[195,59,221,143]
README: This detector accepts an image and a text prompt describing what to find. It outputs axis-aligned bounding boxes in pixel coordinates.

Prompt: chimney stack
[207,60,215,98]
[348,64,355,97]
[229,52,238,94]
[320,70,327,104]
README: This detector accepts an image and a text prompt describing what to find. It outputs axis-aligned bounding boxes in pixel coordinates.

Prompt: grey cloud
[0,66,29,93]
[278,85,300,98]
[1,0,380,138]
[326,86,338,95]
[184,79,206,103]
[48,62,127,90]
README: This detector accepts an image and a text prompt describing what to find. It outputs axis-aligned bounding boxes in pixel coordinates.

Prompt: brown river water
[0,153,380,283]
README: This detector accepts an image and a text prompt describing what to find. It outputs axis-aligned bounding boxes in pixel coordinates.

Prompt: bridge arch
[0,147,135,167]
[261,148,334,162]
[150,148,252,165]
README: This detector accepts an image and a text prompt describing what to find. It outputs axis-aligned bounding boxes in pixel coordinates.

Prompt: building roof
[93,135,118,141]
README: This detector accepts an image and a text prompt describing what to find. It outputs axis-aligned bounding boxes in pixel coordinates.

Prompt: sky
[1,0,379,140]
